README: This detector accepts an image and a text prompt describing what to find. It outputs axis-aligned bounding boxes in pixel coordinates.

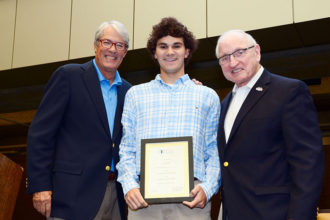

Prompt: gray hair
[94,20,129,47]
[215,30,257,58]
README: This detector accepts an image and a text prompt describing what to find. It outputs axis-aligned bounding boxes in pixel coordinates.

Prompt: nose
[108,43,117,52]
[229,55,238,67]
[166,47,175,55]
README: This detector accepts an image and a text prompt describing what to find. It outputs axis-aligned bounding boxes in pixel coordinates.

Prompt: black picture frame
[140,136,194,204]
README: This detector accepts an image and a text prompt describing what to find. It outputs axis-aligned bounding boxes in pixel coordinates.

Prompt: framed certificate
[140,136,194,204]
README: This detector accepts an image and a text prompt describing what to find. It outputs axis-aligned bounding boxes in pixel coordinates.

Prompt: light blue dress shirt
[93,59,122,171]
[117,74,221,201]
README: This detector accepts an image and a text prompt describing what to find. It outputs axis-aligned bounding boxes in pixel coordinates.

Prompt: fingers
[125,188,148,210]
[45,199,52,217]
[183,198,198,208]
[182,185,206,208]
[189,186,198,197]
[183,196,205,208]
[32,191,52,217]
[192,78,203,85]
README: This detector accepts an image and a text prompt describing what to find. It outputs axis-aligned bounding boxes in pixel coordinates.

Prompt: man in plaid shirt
[117,17,221,220]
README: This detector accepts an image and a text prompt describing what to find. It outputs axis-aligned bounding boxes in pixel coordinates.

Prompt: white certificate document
[140,137,193,203]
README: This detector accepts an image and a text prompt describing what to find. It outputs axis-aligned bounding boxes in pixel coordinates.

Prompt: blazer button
[105,165,110,171]
[224,162,229,167]
[113,143,115,148]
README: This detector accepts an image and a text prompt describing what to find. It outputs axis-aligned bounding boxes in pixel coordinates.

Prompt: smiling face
[217,32,261,87]
[154,35,190,78]
[94,26,127,79]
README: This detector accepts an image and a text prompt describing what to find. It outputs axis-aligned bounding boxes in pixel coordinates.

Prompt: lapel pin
[256,87,263,92]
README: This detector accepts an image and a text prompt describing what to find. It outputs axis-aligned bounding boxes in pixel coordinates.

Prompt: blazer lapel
[227,70,271,143]
[112,84,125,141]
[221,92,233,129]
[219,92,233,154]
[82,61,111,138]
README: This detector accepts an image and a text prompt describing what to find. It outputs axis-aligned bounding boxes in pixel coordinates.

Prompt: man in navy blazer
[27,20,131,220]
[215,30,324,220]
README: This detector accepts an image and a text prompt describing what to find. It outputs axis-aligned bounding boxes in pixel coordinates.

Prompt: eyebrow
[102,38,125,44]
[157,42,184,46]
[220,48,243,56]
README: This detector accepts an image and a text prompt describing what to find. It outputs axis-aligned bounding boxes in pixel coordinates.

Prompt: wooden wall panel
[0,153,23,220]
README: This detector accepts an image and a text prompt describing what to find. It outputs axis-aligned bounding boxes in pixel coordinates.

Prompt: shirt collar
[155,74,190,86]
[93,59,122,86]
[232,66,264,93]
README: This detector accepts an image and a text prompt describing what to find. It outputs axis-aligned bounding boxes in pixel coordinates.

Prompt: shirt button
[224,162,229,167]
[105,165,110,171]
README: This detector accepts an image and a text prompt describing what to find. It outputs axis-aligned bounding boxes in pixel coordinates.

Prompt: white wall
[134,0,206,49]
[69,0,134,59]
[208,0,293,37]
[0,0,16,70]
[12,0,71,68]
[0,0,329,71]
[294,0,330,22]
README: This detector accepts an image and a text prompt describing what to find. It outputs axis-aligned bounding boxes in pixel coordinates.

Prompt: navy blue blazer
[218,69,324,220]
[27,60,131,220]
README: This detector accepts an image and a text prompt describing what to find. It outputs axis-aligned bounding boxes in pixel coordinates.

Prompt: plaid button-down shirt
[117,74,221,201]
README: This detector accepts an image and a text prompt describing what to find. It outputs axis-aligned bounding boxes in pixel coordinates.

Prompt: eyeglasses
[218,45,255,65]
[98,39,128,51]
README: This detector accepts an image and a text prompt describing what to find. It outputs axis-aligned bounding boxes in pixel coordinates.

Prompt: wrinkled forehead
[218,33,250,54]
[101,26,125,43]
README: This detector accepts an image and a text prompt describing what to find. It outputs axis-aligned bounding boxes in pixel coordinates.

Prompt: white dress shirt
[224,66,264,143]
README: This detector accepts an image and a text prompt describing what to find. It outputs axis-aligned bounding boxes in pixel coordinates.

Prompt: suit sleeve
[27,66,70,194]
[282,81,324,220]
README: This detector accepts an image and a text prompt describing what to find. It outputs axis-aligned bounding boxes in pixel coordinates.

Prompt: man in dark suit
[27,20,131,220]
[215,30,324,220]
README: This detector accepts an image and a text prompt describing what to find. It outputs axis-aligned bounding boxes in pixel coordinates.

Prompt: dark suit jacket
[27,60,131,220]
[218,69,324,220]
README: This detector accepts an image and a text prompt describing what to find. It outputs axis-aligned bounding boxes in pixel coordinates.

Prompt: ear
[154,53,158,60]
[184,48,190,58]
[254,44,261,62]
[93,43,97,54]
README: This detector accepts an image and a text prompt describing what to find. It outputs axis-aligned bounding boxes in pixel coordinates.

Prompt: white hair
[94,20,129,47]
[215,30,257,58]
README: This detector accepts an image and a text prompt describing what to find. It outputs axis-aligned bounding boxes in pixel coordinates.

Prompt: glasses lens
[100,40,110,48]
[116,43,125,50]
[100,39,127,51]
[233,49,245,58]
[220,55,229,64]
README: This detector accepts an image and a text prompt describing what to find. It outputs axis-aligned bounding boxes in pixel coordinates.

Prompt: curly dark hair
[147,17,198,64]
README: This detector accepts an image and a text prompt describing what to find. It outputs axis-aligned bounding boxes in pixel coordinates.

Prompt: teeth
[232,69,241,73]
[105,55,116,60]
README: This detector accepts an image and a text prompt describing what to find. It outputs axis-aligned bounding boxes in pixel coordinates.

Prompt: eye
[234,49,245,57]
[116,43,125,50]
[221,55,230,62]
[158,44,168,49]
[172,44,182,49]
[102,40,111,47]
